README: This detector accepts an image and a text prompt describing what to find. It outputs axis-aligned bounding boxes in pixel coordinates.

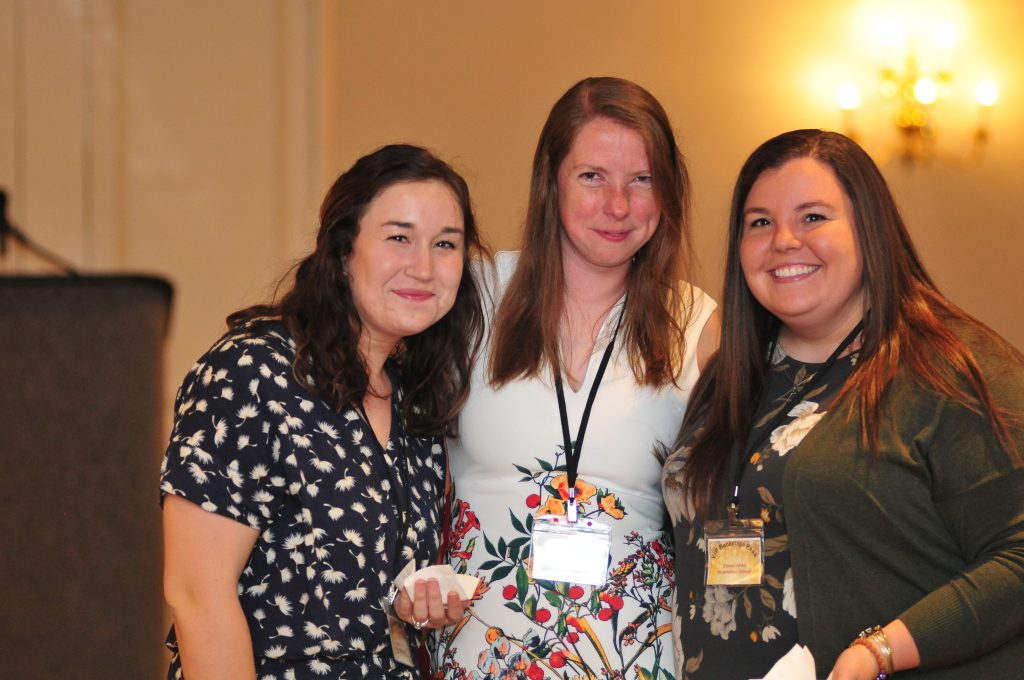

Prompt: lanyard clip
[727,502,739,527]
[380,582,400,617]
[567,486,578,523]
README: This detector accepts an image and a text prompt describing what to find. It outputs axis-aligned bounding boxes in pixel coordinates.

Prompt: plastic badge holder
[529,514,612,586]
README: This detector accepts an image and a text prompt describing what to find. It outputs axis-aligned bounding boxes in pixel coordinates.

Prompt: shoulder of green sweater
[914,316,1024,401]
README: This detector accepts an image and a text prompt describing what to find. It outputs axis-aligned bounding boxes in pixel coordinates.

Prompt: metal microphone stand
[0,188,78,275]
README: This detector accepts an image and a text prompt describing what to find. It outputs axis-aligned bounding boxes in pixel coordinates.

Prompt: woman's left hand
[393,578,468,630]
[829,644,883,680]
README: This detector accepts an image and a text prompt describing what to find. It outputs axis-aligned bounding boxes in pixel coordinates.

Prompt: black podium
[0,275,173,679]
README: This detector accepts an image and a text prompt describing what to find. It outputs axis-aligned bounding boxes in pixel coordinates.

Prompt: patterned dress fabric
[429,251,716,680]
[662,348,858,680]
[160,320,445,679]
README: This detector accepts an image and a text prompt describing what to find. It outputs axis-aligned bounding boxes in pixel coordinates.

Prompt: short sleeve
[159,329,293,531]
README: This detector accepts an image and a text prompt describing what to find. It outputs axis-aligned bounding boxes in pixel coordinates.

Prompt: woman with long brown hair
[663,129,1024,680]
[429,77,719,679]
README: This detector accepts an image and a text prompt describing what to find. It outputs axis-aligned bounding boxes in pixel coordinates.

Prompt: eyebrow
[383,220,464,234]
[743,200,835,216]
[571,162,651,174]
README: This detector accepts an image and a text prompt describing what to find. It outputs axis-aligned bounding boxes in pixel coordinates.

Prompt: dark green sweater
[785,329,1024,677]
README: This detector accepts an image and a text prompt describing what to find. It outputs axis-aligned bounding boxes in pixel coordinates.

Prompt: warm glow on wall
[838,1,1000,166]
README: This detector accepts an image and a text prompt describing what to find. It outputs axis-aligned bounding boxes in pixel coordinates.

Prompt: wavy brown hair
[489,76,696,387]
[228,144,486,437]
[675,129,1022,519]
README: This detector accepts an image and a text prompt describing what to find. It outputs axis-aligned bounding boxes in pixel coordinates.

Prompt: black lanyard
[553,303,624,523]
[354,388,410,578]
[728,319,864,519]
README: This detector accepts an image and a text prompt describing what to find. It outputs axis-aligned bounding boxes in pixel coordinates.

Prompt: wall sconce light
[837,21,997,167]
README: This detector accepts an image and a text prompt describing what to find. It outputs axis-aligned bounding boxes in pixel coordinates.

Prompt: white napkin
[757,643,818,680]
[395,561,479,601]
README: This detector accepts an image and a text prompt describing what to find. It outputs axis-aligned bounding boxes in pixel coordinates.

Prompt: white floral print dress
[429,251,716,680]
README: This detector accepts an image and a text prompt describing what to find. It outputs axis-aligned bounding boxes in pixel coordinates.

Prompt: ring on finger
[413,618,429,630]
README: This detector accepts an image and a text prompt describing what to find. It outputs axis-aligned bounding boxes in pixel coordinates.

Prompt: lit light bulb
[914,78,939,104]
[975,80,998,107]
[837,83,861,110]
[934,23,958,49]
[877,20,905,48]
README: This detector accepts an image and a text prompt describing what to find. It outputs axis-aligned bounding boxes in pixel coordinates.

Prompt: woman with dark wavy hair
[663,129,1024,679]
[429,77,719,679]
[160,144,485,679]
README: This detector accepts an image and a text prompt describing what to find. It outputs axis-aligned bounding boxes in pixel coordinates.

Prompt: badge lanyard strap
[554,302,625,524]
[728,318,864,521]
[354,389,410,586]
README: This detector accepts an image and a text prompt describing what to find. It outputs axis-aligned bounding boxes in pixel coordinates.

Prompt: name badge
[381,563,416,667]
[529,513,612,586]
[704,518,764,586]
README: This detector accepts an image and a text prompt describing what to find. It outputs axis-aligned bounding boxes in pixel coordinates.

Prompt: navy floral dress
[160,321,445,679]
[662,347,859,680]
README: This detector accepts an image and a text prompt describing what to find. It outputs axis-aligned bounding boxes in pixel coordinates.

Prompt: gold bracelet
[851,625,895,679]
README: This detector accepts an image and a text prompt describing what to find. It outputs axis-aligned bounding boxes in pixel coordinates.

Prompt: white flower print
[160,322,442,678]
[762,625,780,641]
[188,462,209,484]
[321,569,346,584]
[236,403,259,423]
[317,422,339,439]
[342,529,363,547]
[307,659,330,675]
[334,472,356,491]
[212,417,228,446]
[272,594,293,616]
[770,401,826,456]
[264,644,287,659]
[783,568,797,617]
[304,621,328,640]
[702,586,738,640]
[192,447,214,465]
[344,580,367,602]
[247,580,270,597]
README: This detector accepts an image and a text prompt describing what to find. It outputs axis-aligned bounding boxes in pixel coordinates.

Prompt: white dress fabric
[429,251,715,680]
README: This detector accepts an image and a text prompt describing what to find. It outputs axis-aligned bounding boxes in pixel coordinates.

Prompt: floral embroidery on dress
[433,447,675,680]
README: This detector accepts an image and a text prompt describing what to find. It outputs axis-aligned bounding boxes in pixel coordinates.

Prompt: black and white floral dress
[160,321,445,679]
[662,347,859,680]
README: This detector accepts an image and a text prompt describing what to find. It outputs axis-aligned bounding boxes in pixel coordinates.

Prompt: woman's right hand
[393,578,468,630]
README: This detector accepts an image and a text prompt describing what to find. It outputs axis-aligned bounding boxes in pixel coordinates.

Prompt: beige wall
[328,0,1024,349]
[2,0,1023,408]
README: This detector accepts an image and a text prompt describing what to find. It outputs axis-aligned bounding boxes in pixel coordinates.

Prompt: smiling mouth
[597,230,631,242]
[772,264,820,279]
[394,289,434,301]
